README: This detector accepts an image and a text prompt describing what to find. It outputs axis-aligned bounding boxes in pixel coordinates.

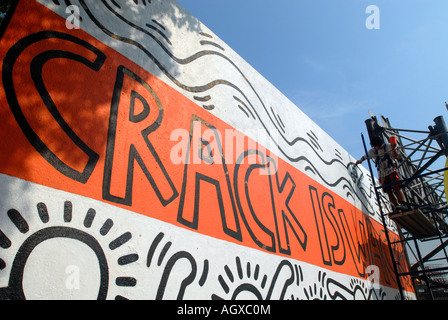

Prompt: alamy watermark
[65,5,80,30]
[366,265,381,290]
[63,5,380,32]
[365,5,380,30]
[65,265,80,290]
[169,124,279,175]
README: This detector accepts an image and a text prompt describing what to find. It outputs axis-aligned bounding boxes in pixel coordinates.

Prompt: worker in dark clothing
[356,136,407,211]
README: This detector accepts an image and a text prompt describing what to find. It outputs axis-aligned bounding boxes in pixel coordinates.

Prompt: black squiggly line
[238,105,250,118]
[146,232,164,268]
[200,40,225,51]
[198,260,209,287]
[145,23,171,45]
[78,0,374,211]
[193,95,211,102]
[200,32,213,38]
[158,241,172,266]
[307,132,322,152]
[270,106,285,134]
[110,0,120,9]
[265,260,295,300]
[79,0,342,163]
[234,96,255,120]
[151,19,165,30]
[156,251,197,300]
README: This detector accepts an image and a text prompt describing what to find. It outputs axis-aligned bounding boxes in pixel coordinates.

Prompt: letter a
[365,5,380,30]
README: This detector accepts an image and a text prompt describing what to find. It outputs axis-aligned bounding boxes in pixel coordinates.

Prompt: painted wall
[0,0,415,300]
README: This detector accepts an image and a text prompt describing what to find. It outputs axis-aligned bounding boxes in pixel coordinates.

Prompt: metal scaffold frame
[362,109,448,300]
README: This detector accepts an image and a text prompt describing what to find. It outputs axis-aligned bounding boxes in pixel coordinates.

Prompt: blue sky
[177,0,448,160]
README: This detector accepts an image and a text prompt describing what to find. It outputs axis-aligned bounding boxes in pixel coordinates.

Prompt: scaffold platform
[362,109,448,300]
[389,209,438,239]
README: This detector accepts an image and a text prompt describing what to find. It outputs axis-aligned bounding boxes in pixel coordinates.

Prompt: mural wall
[0,0,415,300]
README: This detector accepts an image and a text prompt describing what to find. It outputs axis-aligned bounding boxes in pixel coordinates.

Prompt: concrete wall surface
[0,0,415,300]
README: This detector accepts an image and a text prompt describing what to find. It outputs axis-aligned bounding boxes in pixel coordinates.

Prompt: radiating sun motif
[0,200,139,300]
[212,257,305,301]
[212,256,266,300]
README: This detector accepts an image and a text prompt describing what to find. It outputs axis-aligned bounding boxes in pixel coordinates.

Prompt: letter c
[2,31,106,183]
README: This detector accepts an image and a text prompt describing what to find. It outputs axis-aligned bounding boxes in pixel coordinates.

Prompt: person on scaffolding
[356,136,408,212]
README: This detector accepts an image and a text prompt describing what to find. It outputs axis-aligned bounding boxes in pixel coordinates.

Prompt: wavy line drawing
[74,3,344,161]
[60,0,380,217]
[39,0,388,235]
[41,0,377,219]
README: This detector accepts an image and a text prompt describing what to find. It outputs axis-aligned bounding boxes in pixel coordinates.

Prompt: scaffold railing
[362,108,448,300]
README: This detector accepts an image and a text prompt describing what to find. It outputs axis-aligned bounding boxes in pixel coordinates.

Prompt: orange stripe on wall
[0,0,413,292]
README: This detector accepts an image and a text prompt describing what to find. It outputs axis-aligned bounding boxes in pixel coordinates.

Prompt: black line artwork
[0,0,411,300]
[0,200,139,300]
[69,0,380,218]
[0,197,397,300]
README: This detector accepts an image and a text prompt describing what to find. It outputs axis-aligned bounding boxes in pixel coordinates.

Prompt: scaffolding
[362,108,448,300]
